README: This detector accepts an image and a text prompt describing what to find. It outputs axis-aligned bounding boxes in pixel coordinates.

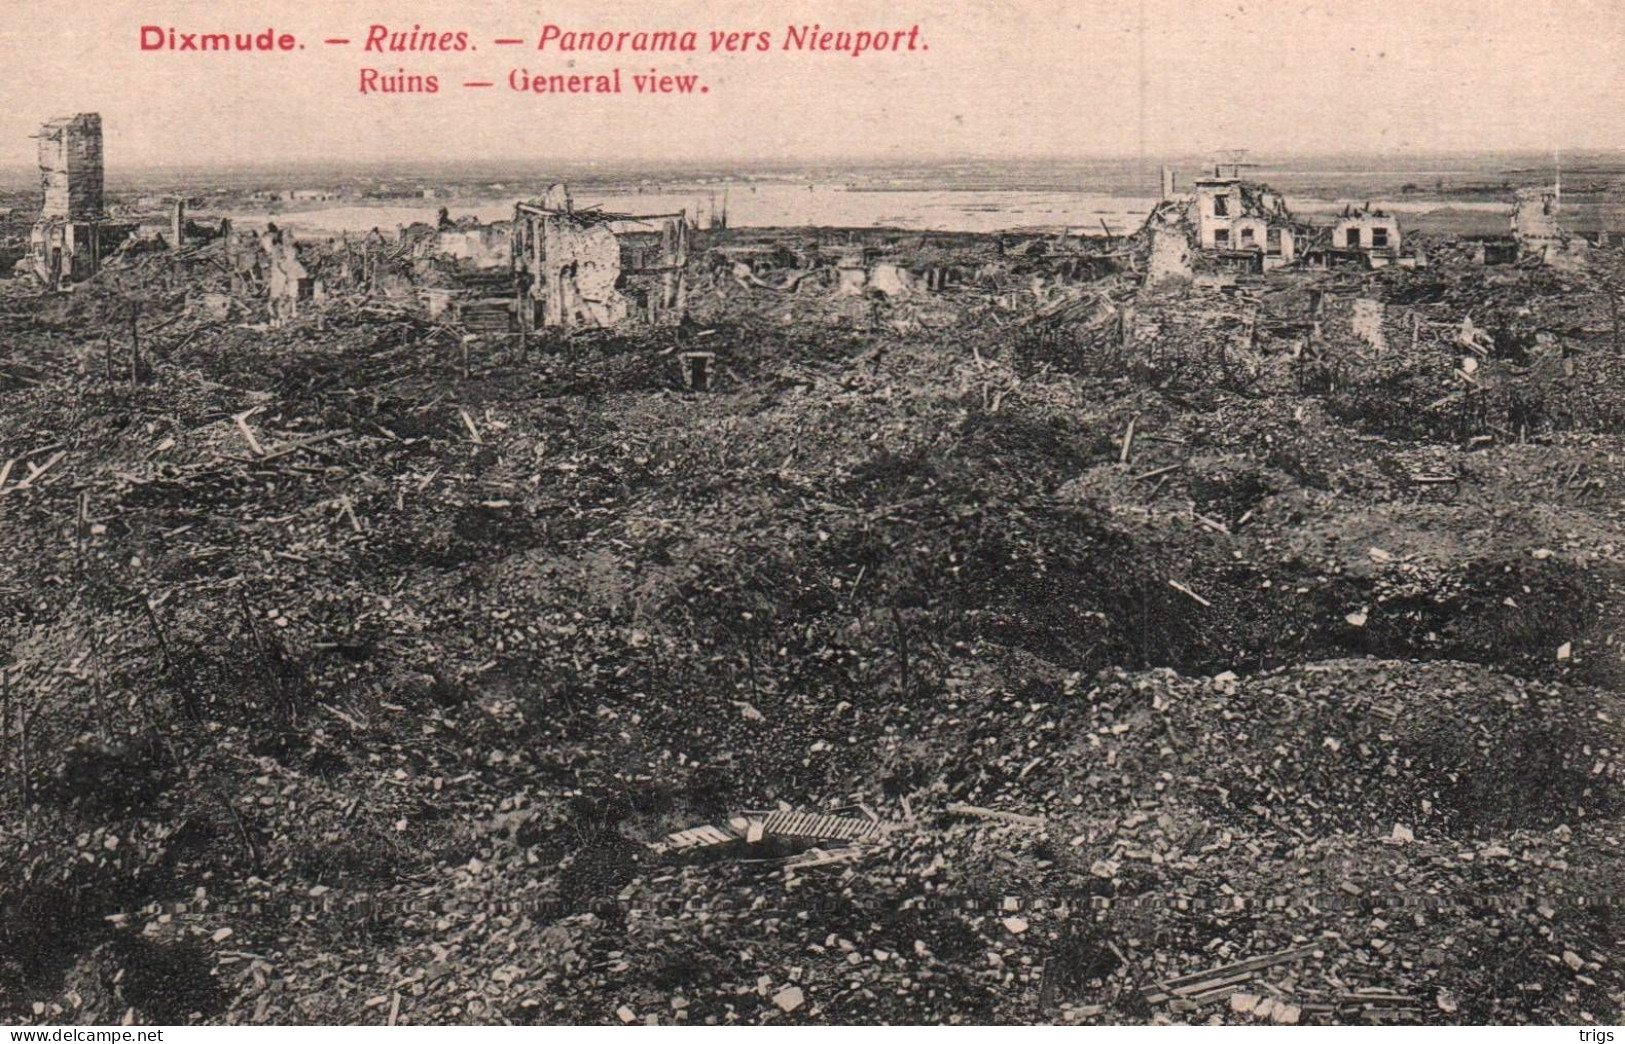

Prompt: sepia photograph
[0,0,1622,1031]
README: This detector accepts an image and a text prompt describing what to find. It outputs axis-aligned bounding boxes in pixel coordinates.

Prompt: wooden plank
[1144,969,1259,1005]
[233,409,267,457]
[1145,944,1321,1003]
[10,450,66,491]
[1172,970,1257,998]
[945,803,1046,828]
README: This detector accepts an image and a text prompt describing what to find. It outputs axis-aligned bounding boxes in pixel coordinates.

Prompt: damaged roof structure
[1191,175,1302,271]
[1325,204,1416,268]
[1132,160,1459,284]
[1130,166,1315,286]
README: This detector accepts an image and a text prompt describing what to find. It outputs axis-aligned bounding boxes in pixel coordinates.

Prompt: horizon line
[2,146,1624,175]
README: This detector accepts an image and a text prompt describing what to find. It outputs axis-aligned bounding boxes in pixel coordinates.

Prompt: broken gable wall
[1146,224,1194,285]
[542,215,628,328]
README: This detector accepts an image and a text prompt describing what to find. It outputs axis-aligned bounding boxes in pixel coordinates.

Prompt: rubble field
[1,220,1623,1026]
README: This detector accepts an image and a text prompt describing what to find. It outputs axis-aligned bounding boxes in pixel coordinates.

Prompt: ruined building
[40,114,103,220]
[1331,206,1402,261]
[1192,176,1298,270]
[28,113,111,285]
[1136,161,1432,283]
[512,184,688,331]
[1513,186,1586,268]
[1304,204,1426,269]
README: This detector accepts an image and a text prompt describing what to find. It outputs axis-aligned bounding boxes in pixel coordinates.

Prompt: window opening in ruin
[680,351,715,391]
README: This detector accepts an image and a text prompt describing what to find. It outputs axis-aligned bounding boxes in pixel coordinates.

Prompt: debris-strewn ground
[1,231,1622,1025]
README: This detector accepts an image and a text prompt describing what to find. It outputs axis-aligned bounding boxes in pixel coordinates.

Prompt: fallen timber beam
[944,803,1046,828]
[1142,944,1322,1005]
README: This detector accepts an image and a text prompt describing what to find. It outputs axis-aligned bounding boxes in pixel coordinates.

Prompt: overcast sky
[1,0,1621,169]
